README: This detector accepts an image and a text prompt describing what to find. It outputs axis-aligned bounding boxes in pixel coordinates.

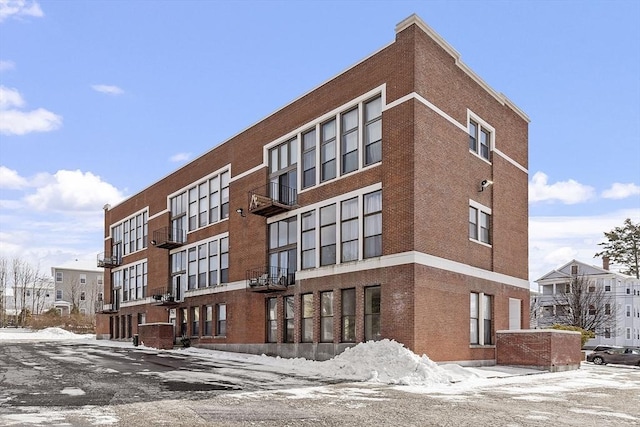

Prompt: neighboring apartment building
[9,280,55,318]
[52,260,104,316]
[535,259,640,348]
[96,14,530,364]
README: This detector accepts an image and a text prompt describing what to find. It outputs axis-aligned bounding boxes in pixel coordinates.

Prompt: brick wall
[496,330,582,372]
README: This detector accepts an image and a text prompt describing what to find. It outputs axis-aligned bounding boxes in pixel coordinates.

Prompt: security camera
[480,180,494,191]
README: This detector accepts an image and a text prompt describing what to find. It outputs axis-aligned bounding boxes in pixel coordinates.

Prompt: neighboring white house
[51,260,104,316]
[535,258,640,348]
[10,279,55,318]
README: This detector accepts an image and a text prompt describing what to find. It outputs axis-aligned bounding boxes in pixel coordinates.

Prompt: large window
[269,138,297,205]
[172,170,229,234]
[301,294,313,342]
[321,119,337,182]
[192,306,199,336]
[320,204,337,266]
[469,205,491,245]
[284,296,294,343]
[341,198,358,262]
[470,292,493,345]
[269,218,296,284]
[175,236,229,295]
[342,288,356,342]
[364,96,382,165]
[111,211,148,256]
[117,261,147,302]
[321,291,334,342]
[364,191,382,258]
[267,298,277,343]
[469,118,491,160]
[302,129,316,188]
[365,286,381,341]
[217,303,227,336]
[341,108,359,174]
[55,271,63,282]
[301,211,316,269]
[204,305,213,336]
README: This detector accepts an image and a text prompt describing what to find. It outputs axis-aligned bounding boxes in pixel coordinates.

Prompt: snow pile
[321,339,453,385]
[260,339,453,386]
[0,327,95,341]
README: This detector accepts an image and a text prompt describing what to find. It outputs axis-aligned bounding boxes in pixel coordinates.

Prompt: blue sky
[0,0,638,287]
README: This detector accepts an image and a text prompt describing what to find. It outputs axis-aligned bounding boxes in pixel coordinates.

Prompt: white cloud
[528,171,595,204]
[0,60,15,71]
[529,208,640,285]
[170,152,192,162]
[601,182,640,200]
[0,85,24,108]
[24,169,125,211]
[0,165,28,189]
[0,108,62,135]
[91,84,124,96]
[0,86,62,135]
[0,0,43,23]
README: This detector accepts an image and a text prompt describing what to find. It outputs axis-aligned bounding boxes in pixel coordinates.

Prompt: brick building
[97,14,530,365]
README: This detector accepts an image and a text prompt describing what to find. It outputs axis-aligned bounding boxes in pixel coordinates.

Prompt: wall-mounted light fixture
[236,208,246,217]
[479,179,494,192]
[151,240,157,246]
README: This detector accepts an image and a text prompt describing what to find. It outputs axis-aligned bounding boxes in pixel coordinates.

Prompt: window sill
[469,238,492,248]
[469,344,495,349]
[469,149,492,165]
[214,335,226,339]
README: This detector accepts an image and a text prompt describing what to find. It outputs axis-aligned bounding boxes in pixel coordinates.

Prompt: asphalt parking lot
[1,341,639,426]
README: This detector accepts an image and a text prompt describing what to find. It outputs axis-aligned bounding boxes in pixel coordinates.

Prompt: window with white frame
[468,116,492,161]
[55,271,63,282]
[204,305,213,336]
[321,291,334,342]
[80,274,86,285]
[470,292,493,345]
[469,202,491,245]
[80,291,86,301]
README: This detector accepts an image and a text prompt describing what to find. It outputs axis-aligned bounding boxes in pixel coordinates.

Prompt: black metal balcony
[97,252,121,268]
[151,226,186,249]
[99,303,118,314]
[150,286,179,306]
[248,182,297,217]
[246,266,295,293]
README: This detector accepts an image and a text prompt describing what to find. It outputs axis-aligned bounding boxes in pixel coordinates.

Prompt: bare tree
[0,257,7,327]
[12,258,38,326]
[552,275,617,335]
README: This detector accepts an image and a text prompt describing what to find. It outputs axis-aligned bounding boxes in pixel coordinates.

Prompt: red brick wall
[496,330,582,371]
[138,323,174,350]
[97,16,529,364]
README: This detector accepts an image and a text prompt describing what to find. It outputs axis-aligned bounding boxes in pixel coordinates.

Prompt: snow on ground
[0,327,95,341]
[0,327,530,387]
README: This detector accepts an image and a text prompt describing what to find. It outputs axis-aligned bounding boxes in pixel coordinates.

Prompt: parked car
[590,345,622,353]
[586,347,640,366]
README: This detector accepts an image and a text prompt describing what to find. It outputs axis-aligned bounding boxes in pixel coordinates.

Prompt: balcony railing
[100,303,118,314]
[151,226,186,249]
[150,286,179,306]
[97,252,121,268]
[246,266,295,292]
[248,182,297,217]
